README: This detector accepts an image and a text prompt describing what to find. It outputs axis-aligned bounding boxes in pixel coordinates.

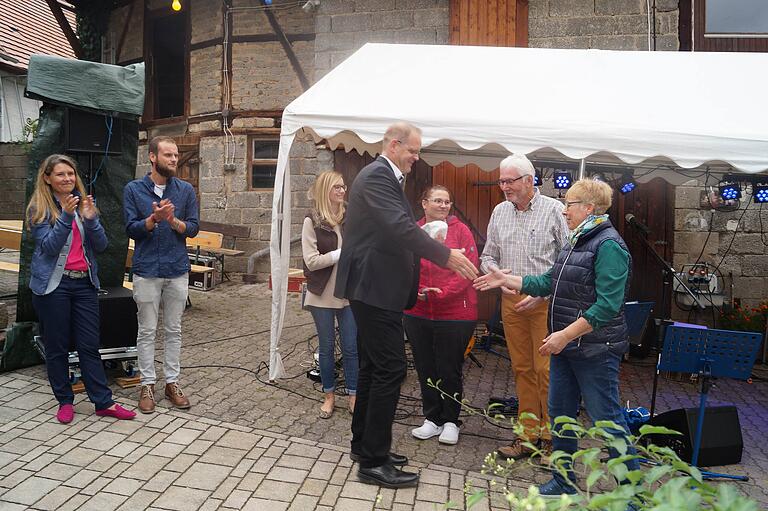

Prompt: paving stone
[184,439,214,455]
[150,441,188,458]
[109,441,143,458]
[417,482,448,503]
[76,491,129,511]
[284,443,321,458]
[222,488,252,508]
[298,477,327,497]
[275,455,314,471]
[0,468,34,488]
[335,497,375,511]
[340,480,381,500]
[242,497,290,511]
[318,483,342,507]
[237,472,265,491]
[176,461,231,490]
[253,480,301,502]
[57,447,100,467]
[0,475,60,505]
[199,426,228,442]
[115,489,162,511]
[265,466,309,484]
[217,430,261,450]
[287,494,320,511]
[141,469,180,492]
[1,437,42,455]
[152,486,212,511]
[165,428,203,445]
[199,445,247,467]
[22,483,78,510]
[121,455,171,480]
[62,468,101,489]
[81,475,113,495]
[21,452,57,472]
[102,476,145,496]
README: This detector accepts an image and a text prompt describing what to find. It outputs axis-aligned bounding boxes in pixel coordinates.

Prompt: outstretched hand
[473,267,513,292]
[446,248,478,280]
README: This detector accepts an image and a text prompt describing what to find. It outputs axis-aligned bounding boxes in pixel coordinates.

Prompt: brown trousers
[501,293,551,441]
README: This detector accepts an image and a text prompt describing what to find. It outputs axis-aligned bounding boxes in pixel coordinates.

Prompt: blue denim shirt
[29,208,108,295]
[123,174,199,278]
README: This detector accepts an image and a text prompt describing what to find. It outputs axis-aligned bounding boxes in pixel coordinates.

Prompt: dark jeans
[548,346,640,485]
[349,300,407,468]
[403,315,475,426]
[32,276,114,410]
[307,305,359,394]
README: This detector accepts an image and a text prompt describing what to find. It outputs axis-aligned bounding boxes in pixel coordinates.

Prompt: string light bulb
[171,0,181,11]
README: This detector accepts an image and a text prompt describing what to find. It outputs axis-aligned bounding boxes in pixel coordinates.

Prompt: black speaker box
[645,406,743,466]
[65,108,123,155]
[97,286,137,349]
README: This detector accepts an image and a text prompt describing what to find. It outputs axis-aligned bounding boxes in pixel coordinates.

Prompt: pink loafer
[95,404,136,420]
[56,404,74,424]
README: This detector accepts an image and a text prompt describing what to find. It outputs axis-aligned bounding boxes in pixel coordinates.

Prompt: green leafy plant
[427,378,759,511]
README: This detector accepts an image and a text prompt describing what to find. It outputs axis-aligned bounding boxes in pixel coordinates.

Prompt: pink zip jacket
[405,216,478,321]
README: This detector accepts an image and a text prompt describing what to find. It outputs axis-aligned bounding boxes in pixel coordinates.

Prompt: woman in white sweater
[302,171,358,419]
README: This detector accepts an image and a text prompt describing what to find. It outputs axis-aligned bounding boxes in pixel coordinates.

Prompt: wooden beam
[45,0,85,59]
[259,0,310,91]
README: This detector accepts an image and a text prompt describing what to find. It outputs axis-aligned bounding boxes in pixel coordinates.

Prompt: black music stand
[657,325,761,480]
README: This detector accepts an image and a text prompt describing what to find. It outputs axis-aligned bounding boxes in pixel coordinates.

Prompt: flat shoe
[95,404,136,420]
[319,407,334,419]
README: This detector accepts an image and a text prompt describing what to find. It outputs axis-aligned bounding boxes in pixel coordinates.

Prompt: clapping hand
[61,194,80,214]
[152,199,175,223]
[81,195,97,220]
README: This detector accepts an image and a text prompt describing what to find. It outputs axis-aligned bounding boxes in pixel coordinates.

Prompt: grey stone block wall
[314,0,449,80]
[190,46,224,116]
[0,143,29,220]
[673,184,768,311]
[529,0,679,51]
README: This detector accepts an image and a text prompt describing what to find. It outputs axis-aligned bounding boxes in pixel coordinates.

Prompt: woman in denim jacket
[27,154,135,423]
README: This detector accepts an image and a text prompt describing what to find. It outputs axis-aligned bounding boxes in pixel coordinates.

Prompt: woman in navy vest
[28,154,136,424]
[474,179,640,502]
[302,171,358,419]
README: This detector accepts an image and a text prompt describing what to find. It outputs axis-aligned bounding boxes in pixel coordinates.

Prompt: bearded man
[123,136,199,413]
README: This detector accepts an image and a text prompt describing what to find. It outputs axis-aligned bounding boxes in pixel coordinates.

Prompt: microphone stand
[629,224,702,416]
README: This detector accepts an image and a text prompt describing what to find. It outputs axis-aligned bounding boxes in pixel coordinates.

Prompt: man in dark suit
[335,122,478,488]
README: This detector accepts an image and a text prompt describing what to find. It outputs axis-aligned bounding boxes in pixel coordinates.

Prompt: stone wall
[0,143,28,220]
[528,0,679,50]
[314,0,450,79]
[674,183,768,312]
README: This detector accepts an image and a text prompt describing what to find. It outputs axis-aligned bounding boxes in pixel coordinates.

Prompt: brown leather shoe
[165,382,191,409]
[497,438,536,460]
[138,384,156,414]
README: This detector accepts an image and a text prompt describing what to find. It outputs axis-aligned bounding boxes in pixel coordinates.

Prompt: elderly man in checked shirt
[480,154,569,460]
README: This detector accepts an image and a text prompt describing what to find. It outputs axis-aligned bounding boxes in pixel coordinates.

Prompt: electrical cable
[88,115,113,188]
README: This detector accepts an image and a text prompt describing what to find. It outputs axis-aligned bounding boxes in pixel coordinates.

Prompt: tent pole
[578,158,586,180]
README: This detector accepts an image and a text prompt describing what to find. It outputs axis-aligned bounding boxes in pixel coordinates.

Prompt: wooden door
[612,178,676,327]
[450,0,528,46]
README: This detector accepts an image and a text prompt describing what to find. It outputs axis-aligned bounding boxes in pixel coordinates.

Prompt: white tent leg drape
[268,132,296,381]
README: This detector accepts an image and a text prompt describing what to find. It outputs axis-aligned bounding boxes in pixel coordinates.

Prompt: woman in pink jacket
[404,185,478,445]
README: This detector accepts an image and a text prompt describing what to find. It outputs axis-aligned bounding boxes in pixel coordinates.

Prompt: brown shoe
[497,438,536,460]
[138,384,156,414]
[165,382,191,409]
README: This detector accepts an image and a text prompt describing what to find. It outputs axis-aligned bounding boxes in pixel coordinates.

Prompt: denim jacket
[123,174,199,278]
[29,206,108,295]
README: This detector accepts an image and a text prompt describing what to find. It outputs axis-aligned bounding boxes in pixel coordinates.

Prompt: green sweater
[521,239,629,329]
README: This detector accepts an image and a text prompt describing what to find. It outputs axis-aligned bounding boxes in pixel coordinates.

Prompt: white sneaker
[438,422,459,445]
[412,419,443,440]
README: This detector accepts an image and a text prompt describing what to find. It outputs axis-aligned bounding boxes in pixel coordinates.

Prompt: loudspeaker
[645,406,743,466]
[64,108,123,155]
[97,286,137,349]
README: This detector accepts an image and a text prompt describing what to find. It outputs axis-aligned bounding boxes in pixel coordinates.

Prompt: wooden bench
[186,229,245,282]
[0,261,20,273]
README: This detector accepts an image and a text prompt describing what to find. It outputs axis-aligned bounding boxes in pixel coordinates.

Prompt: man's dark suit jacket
[335,156,450,311]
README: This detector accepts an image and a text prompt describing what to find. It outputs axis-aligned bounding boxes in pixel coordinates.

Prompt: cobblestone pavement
[2,278,768,509]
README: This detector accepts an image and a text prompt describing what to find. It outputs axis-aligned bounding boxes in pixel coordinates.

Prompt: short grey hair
[499,154,535,178]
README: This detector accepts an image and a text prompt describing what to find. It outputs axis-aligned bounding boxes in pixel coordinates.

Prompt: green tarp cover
[26,55,145,118]
[1,58,142,372]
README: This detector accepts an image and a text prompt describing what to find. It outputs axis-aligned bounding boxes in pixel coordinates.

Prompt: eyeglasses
[425,198,452,206]
[565,201,584,209]
[396,139,420,156]
[497,175,527,186]
[332,184,347,191]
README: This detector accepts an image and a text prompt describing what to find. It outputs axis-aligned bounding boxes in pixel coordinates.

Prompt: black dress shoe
[349,452,407,466]
[358,463,419,488]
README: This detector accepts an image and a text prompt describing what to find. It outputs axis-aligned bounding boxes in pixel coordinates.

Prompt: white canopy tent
[268,43,768,381]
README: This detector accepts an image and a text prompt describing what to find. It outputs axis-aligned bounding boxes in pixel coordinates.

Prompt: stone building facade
[103,0,766,319]
[0,143,28,220]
